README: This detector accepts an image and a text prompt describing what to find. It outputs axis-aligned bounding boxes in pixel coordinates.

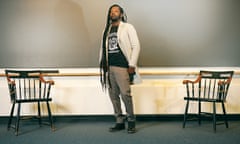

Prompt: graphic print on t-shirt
[108,27,120,54]
[108,26,129,68]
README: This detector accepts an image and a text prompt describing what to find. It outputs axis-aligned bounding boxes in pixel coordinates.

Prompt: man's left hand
[128,67,135,74]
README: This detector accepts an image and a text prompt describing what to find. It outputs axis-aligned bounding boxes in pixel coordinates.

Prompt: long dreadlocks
[100,4,127,90]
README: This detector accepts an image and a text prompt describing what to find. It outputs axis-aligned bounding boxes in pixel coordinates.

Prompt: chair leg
[15,103,21,136]
[46,101,55,131]
[8,102,15,130]
[37,101,42,126]
[198,101,201,125]
[221,102,228,128]
[213,102,216,132]
[183,100,189,128]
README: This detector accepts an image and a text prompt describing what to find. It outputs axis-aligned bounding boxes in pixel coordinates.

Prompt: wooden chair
[5,70,56,135]
[182,70,234,132]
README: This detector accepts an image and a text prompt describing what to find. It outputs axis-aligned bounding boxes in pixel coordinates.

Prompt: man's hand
[128,66,135,74]
[128,66,136,84]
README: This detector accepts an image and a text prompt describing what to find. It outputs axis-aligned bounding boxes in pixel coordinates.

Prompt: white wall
[1,67,240,116]
[1,0,239,67]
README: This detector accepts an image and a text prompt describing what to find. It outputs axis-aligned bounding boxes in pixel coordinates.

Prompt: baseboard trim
[1,114,240,122]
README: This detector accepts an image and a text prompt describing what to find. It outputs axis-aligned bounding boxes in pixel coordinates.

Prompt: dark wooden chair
[182,70,234,132]
[5,70,56,135]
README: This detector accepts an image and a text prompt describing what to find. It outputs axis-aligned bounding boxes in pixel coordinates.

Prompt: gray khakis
[108,66,135,123]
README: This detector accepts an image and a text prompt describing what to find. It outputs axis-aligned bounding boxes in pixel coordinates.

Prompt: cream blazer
[99,21,141,84]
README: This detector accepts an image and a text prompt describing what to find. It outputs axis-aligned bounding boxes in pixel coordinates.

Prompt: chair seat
[16,98,52,103]
[184,97,224,102]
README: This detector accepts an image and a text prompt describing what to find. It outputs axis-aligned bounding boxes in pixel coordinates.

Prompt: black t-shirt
[108,26,128,68]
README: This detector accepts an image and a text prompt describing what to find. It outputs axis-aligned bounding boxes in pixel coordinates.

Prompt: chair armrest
[6,74,15,85]
[5,75,16,102]
[183,75,201,84]
[39,74,55,85]
[218,77,232,85]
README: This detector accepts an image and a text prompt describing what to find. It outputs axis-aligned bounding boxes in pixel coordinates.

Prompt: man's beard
[110,16,121,22]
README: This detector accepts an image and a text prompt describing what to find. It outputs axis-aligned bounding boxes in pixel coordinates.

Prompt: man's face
[110,6,122,22]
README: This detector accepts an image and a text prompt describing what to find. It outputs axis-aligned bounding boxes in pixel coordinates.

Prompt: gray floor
[0,117,240,144]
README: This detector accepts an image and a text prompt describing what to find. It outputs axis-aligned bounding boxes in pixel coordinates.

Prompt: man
[99,4,141,134]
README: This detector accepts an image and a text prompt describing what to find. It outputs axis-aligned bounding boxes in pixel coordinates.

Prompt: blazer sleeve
[127,24,140,67]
